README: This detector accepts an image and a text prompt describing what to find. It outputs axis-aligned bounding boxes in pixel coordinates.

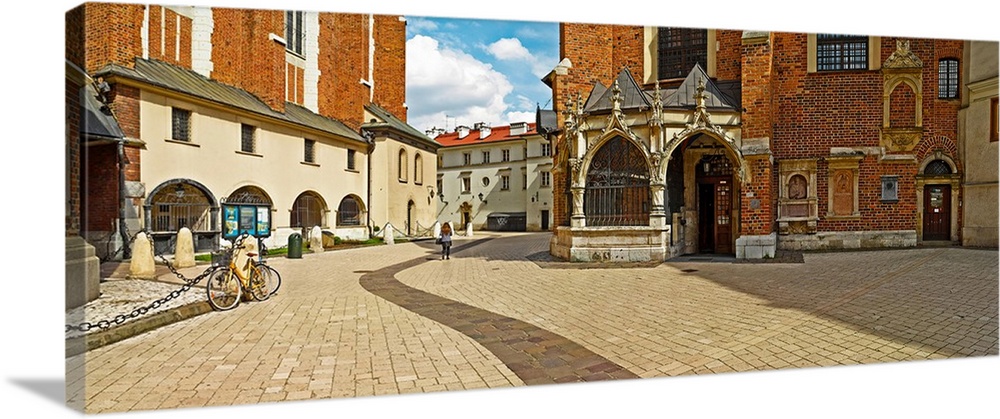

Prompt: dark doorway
[923,185,951,241]
[698,183,715,252]
[406,200,415,235]
[696,153,735,254]
[541,210,550,230]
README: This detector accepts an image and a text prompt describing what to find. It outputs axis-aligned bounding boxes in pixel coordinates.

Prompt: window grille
[240,124,255,153]
[304,139,315,163]
[337,196,362,226]
[584,137,650,226]
[149,183,212,232]
[291,193,323,228]
[172,108,191,141]
[347,149,356,170]
[657,27,707,79]
[924,160,952,175]
[938,58,959,99]
[285,11,305,56]
[816,34,868,71]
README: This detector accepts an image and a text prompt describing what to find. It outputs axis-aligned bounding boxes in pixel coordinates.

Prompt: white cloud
[486,37,556,78]
[406,17,438,33]
[406,35,523,134]
[486,38,533,61]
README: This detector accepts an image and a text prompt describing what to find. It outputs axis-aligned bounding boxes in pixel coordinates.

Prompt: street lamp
[477,192,487,204]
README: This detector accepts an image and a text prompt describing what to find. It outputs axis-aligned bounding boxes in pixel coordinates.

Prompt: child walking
[439,222,453,260]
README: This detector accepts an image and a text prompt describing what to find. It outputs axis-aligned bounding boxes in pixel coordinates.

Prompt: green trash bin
[288,233,302,259]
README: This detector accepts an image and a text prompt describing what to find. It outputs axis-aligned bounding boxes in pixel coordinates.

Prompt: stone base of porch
[549,225,680,262]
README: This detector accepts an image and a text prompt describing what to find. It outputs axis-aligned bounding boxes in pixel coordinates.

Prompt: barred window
[816,34,868,71]
[304,139,315,163]
[291,192,324,228]
[414,153,423,185]
[938,58,959,99]
[657,27,707,80]
[285,11,305,56]
[991,98,998,142]
[240,123,256,153]
[347,149,356,170]
[337,196,362,226]
[172,108,191,141]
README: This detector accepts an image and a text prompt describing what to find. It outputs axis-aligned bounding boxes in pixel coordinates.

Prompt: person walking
[439,222,453,260]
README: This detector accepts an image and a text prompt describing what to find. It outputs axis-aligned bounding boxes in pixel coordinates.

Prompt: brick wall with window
[146,6,193,69]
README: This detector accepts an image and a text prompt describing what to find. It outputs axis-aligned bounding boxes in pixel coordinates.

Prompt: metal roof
[80,82,125,142]
[535,106,558,135]
[96,58,366,143]
[584,68,652,113]
[361,103,438,149]
[660,63,740,110]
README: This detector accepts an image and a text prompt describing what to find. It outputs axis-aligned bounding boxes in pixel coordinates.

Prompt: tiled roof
[361,103,438,149]
[433,123,538,147]
[95,58,367,144]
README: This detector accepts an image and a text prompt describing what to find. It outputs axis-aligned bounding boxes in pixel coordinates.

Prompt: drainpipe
[118,138,130,259]
[364,130,376,238]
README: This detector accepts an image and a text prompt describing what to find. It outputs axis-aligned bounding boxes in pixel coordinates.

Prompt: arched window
[584,137,650,226]
[337,195,363,226]
[924,159,952,175]
[414,153,423,185]
[291,192,326,229]
[149,181,214,233]
[398,148,408,182]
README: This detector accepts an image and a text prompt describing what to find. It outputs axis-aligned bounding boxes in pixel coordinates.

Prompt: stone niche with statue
[777,159,818,235]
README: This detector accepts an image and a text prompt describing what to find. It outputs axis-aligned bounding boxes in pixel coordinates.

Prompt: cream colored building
[959,40,999,248]
[434,122,554,231]
[363,104,440,236]
[105,59,374,251]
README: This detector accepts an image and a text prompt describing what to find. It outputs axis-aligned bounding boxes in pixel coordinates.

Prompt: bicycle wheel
[206,268,240,310]
[260,264,281,296]
[247,265,270,301]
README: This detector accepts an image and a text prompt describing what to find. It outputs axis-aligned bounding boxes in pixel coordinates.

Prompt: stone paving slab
[67,232,999,414]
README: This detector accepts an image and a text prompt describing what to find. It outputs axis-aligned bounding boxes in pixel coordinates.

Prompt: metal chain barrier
[64,230,245,334]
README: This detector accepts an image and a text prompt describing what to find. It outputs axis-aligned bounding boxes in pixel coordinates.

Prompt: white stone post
[174,227,196,268]
[309,226,324,252]
[383,224,395,245]
[433,221,441,239]
[234,236,258,278]
[465,222,473,237]
[128,232,156,280]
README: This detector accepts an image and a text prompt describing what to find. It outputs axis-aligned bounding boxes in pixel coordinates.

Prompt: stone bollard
[433,221,441,239]
[466,222,473,237]
[174,227,196,268]
[383,224,395,245]
[128,232,156,280]
[309,226,324,252]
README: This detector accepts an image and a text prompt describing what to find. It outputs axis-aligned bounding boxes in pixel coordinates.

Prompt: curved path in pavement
[359,238,638,385]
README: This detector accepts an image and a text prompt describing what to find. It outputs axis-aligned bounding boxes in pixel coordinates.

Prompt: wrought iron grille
[291,193,324,228]
[585,137,650,226]
[938,59,959,99]
[150,183,212,232]
[657,27,707,79]
[817,34,868,71]
[924,159,952,175]
[337,196,362,226]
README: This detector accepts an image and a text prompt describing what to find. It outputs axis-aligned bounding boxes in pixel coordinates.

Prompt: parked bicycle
[206,234,276,310]
[257,241,281,297]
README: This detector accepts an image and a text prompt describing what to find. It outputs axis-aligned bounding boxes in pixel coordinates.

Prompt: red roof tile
[433,123,537,147]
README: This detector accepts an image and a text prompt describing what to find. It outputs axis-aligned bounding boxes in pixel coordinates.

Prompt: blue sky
[404,16,558,134]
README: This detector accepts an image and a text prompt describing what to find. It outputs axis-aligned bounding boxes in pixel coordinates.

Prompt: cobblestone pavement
[66,232,999,414]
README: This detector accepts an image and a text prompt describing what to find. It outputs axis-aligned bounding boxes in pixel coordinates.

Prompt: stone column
[649,183,667,228]
[570,186,586,227]
[128,232,156,280]
[174,227,196,268]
